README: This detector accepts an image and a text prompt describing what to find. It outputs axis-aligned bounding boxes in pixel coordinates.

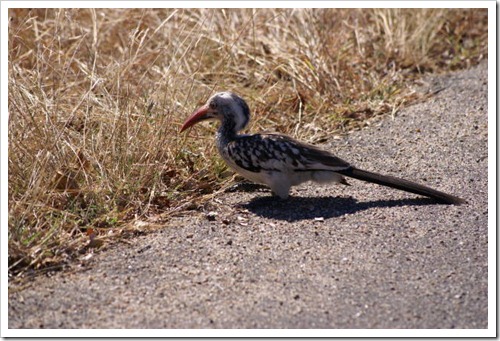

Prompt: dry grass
[8,8,487,278]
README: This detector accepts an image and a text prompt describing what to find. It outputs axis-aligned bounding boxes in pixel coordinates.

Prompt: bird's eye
[209,101,217,110]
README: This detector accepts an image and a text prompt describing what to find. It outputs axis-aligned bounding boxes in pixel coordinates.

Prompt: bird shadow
[239,195,441,222]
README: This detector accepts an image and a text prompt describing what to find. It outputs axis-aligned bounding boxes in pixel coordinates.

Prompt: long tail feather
[337,167,465,205]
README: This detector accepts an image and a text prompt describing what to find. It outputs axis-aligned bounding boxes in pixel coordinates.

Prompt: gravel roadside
[8,62,488,329]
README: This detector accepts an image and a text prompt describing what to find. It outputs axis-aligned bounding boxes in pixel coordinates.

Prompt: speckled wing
[225,133,351,173]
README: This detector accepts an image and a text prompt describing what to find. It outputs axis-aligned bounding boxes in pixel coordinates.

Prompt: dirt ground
[8,62,488,330]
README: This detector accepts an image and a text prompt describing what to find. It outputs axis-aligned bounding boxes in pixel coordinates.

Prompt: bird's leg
[271,191,290,199]
[268,176,292,199]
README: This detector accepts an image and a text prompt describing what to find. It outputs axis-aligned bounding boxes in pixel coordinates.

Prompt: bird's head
[180,92,250,133]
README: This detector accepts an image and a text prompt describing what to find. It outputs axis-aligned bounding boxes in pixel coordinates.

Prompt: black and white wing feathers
[225,133,351,173]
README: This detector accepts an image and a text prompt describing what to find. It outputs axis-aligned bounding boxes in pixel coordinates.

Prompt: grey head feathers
[209,92,250,133]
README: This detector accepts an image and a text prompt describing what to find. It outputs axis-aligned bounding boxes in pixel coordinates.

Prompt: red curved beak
[180,105,211,132]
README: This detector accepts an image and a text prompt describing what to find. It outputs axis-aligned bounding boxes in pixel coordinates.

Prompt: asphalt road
[8,62,488,330]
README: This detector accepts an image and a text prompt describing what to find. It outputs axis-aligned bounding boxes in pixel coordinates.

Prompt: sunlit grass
[8,8,487,277]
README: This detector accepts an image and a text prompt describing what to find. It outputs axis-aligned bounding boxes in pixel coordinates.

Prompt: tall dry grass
[8,8,487,277]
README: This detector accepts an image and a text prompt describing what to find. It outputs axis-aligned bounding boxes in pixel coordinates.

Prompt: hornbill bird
[180,91,464,205]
